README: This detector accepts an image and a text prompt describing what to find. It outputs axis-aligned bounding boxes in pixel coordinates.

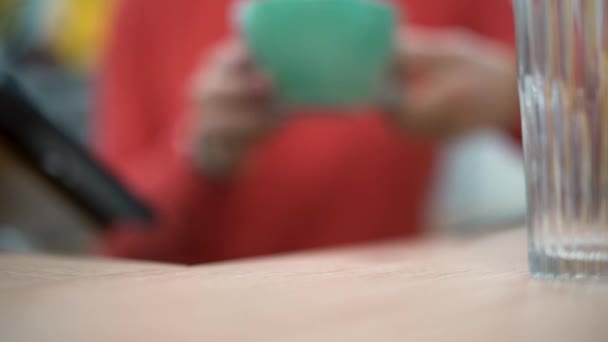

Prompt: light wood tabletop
[1,228,607,342]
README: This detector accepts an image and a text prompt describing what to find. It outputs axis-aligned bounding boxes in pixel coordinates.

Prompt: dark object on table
[0,72,153,231]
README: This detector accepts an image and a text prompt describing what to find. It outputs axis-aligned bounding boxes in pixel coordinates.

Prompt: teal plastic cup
[236,0,397,107]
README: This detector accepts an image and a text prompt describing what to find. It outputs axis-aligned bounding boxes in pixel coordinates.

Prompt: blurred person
[95,0,519,264]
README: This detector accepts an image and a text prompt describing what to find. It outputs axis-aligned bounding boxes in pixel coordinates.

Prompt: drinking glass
[514,0,608,278]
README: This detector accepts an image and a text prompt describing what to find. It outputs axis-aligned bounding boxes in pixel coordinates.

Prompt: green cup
[237,0,396,107]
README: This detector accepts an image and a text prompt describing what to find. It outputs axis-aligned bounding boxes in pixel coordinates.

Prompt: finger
[194,41,252,91]
[398,77,463,136]
[203,72,274,112]
[394,27,441,73]
[198,107,273,171]
[204,106,271,134]
[192,40,247,85]
[396,26,470,75]
[204,41,273,100]
[211,39,252,72]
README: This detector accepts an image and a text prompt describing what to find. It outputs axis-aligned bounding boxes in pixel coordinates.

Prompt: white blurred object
[427,130,527,234]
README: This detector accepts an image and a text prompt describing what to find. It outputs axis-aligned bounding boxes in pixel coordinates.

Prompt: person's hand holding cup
[188,41,278,178]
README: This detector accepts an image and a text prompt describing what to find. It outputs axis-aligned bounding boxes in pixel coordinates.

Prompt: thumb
[395,27,446,74]
[399,73,463,135]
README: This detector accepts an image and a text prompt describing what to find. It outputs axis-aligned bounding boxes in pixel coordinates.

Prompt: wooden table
[1,228,607,342]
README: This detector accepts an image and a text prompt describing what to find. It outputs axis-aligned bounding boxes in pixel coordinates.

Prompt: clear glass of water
[514,0,608,279]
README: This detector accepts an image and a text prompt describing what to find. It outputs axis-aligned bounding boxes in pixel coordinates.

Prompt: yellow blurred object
[50,0,116,70]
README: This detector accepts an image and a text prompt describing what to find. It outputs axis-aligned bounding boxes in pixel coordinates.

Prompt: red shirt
[95,0,516,264]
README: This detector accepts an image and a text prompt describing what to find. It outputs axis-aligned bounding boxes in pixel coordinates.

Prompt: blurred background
[0,0,526,254]
[0,0,113,142]
[0,0,115,252]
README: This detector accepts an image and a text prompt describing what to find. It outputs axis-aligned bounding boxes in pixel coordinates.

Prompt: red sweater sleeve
[93,0,225,263]
[465,0,521,143]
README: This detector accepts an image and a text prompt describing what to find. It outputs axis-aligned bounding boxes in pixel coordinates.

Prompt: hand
[384,27,519,138]
[188,41,277,178]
